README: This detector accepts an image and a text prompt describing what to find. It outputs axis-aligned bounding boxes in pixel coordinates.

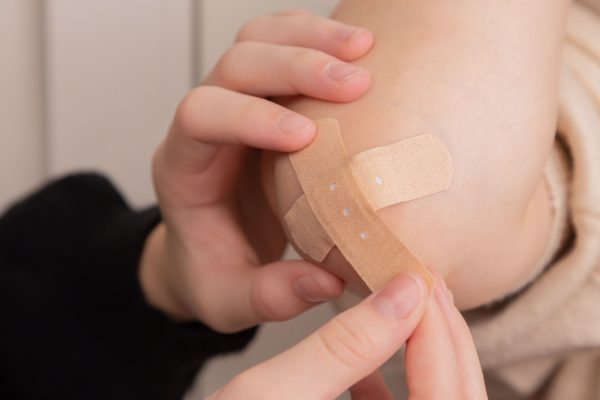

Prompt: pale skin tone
[140,0,573,397]
[264,0,573,309]
[139,9,487,399]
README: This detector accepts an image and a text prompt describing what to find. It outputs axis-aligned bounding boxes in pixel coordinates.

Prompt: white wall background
[0,0,45,209]
[1,0,351,399]
[2,0,194,209]
[44,0,195,208]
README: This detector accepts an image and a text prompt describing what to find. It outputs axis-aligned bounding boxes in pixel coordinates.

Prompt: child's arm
[267,0,572,309]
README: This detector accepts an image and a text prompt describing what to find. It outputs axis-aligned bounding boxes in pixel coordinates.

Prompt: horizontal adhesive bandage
[285,118,453,291]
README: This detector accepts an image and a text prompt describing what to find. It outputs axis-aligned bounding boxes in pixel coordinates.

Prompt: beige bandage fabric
[352,134,453,210]
[287,118,438,291]
[285,124,453,265]
[285,194,334,262]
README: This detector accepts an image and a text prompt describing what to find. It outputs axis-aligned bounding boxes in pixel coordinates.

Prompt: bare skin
[140,12,487,397]
[139,12,486,400]
[264,0,572,309]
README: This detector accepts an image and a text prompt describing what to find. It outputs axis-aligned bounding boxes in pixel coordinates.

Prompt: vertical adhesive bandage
[285,118,453,291]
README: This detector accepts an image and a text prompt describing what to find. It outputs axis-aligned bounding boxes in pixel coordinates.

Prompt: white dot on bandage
[342,208,350,217]
[329,183,337,191]
[375,176,383,185]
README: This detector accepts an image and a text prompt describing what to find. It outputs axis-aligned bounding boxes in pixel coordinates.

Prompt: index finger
[162,86,315,175]
[236,14,373,61]
[212,273,429,400]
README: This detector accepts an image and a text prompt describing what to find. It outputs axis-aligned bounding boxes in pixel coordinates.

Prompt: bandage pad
[287,118,441,291]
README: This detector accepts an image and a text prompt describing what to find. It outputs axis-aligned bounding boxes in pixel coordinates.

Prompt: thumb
[212,272,429,400]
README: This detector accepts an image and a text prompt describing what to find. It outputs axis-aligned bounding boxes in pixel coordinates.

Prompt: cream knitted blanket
[334,2,600,398]
[464,2,600,398]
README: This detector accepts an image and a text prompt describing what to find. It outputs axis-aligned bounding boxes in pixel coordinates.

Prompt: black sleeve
[0,173,258,400]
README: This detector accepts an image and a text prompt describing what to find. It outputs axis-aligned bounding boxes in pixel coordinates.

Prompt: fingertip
[314,268,345,298]
[336,28,375,61]
[370,272,424,321]
[291,261,345,303]
[343,67,371,98]
[293,272,344,303]
[250,260,344,322]
[275,114,317,151]
[277,112,314,134]
[432,275,455,316]
[322,67,371,103]
[348,29,375,57]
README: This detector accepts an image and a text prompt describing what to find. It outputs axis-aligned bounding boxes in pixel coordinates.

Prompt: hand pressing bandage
[284,118,454,291]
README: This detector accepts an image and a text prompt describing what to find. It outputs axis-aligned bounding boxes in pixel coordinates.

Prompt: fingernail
[443,278,455,305]
[447,289,454,305]
[334,26,363,42]
[278,113,313,134]
[293,275,338,303]
[434,277,454,308]
[371,273,424,320]
[325,61,363,82]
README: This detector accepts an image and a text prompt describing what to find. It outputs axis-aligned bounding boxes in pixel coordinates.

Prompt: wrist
[139,223,194,320]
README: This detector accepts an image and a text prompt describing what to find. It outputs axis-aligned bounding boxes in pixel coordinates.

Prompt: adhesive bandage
[285,118,453,291]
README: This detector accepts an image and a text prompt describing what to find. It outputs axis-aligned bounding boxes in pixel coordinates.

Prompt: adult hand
[404,276,488,400]
[140,10,374,331]
[207,274,488,400]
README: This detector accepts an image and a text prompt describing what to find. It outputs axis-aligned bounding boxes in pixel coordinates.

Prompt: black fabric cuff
[0,173,257,399]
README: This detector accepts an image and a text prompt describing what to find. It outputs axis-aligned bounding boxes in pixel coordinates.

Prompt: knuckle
[194,298,240,334]
[213,42,244,83]
[237,94,257,118]
[291,46,313,64]
[173,86,214,138]
[212,42,253,88]
[235,15,268,42]
[249,277,289,322]
[301,15,325,36]
[316,314,378,369]
[291,47,324,75]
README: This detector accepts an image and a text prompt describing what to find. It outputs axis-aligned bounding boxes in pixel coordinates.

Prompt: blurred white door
[1,0,194,210]
[0,0,45,209]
